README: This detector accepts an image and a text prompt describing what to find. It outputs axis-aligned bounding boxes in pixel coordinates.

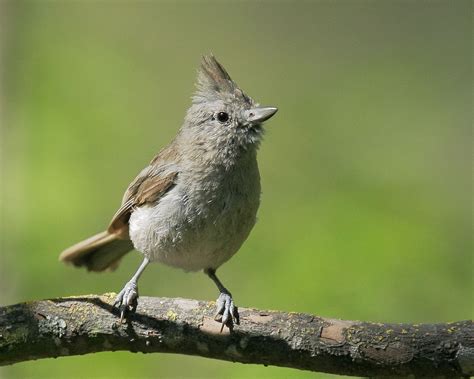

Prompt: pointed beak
[244,106,278,124]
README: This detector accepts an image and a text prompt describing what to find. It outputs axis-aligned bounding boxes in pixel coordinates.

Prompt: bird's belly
[129,186,259,272]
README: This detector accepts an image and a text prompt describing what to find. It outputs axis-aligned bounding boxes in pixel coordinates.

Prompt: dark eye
[216,112,229,123]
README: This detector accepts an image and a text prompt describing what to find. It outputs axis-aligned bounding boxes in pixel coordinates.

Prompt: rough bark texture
[0,294,472,377]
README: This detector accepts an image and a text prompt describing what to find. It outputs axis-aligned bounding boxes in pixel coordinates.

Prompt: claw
[119,308,126,324]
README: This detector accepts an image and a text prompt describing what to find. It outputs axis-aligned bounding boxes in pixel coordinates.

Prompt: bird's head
[182,55,277,151]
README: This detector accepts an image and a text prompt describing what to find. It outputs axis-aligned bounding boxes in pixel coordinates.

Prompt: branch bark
[0,294,472,377]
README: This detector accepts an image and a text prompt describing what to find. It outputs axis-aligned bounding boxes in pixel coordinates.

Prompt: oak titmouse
[60,55,278,329]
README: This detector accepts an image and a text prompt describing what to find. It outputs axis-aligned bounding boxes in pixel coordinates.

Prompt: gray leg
[205,268,239,331]
[114,257,149,322]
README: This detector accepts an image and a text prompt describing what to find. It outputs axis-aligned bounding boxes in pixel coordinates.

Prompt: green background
[0,1,471,378]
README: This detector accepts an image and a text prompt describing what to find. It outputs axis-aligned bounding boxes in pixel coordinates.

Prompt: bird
[59,54,278,330]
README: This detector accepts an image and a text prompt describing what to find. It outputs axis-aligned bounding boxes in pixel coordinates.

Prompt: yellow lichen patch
[101,293,117,303]
[167,310,178,321]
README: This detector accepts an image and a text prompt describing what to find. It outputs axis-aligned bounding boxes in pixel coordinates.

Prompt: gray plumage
[59,55,277,328]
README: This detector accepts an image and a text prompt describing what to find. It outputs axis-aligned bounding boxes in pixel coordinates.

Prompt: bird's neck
[176,132,258,173]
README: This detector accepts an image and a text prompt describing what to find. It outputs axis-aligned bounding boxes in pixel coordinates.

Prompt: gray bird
[59,55,278,329]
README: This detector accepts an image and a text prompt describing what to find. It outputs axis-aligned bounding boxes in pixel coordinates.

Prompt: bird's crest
[193,54,251,104]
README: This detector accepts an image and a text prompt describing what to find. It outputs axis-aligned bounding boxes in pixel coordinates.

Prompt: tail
[59,231,134,272]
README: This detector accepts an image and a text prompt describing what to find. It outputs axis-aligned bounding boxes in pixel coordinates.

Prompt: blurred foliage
[0,1,472,378]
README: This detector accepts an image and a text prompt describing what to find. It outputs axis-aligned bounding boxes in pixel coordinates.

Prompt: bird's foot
[113,280,139,322]
[214,291,239,332]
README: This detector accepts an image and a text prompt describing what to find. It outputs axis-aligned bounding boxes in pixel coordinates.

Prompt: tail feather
[59,231,134,272]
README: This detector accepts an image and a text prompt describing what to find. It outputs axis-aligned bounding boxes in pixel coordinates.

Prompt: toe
[214,292,239,330]
[229,301,239,325]
[114,290,125,307]
[221,305,230,326]
[215,294,226,317]
[114,281,139,321]
[125,287,137,307]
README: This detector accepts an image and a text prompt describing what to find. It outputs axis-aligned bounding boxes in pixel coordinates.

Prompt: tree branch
[0,294,472,377]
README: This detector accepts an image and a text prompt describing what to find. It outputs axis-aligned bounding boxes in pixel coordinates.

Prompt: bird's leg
[204,268,239,331]
[114,257,149,322]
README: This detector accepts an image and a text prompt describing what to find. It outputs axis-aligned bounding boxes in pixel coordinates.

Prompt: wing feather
[108,168,178,236]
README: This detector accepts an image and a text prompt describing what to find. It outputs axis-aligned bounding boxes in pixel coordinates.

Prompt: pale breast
[129,158,261,272]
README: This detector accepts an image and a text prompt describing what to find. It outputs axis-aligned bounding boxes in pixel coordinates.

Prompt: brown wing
[107,167,178,236]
